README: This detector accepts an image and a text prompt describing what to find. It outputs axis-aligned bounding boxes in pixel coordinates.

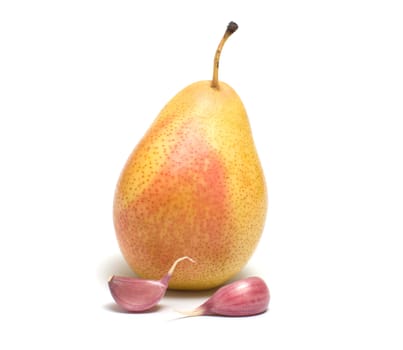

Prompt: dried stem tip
[227,21,239,34]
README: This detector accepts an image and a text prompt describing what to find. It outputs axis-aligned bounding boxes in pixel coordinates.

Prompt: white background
[1,0,402,348]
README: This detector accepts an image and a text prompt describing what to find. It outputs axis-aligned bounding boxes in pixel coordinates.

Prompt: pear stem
[211,21,238,89]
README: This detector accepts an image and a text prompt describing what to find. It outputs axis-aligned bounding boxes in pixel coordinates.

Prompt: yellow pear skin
[113,23,267,290]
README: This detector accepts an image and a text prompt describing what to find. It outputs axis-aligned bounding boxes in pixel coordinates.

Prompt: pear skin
[113,23,267,290]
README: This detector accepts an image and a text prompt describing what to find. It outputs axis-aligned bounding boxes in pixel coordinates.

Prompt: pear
[113,22,267,290]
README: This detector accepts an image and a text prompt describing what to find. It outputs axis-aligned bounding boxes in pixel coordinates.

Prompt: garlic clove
[108,276,166,312]
[108,256,195,312]
[180,276,270,317]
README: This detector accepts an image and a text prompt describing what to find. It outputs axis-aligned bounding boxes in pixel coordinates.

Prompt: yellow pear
[113,22,267,290]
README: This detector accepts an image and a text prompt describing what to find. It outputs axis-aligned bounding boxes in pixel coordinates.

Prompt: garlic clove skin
[108,276,166,312]
[108,256,195,312]
[182,276,270,317]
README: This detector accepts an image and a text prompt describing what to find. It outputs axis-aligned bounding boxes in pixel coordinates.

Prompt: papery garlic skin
[108,256,195,312]
[185,276,270,317]
[108,277,166,312]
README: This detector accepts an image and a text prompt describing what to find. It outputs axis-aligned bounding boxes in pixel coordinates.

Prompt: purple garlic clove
[108,256,194,312]
[181,276,270,317]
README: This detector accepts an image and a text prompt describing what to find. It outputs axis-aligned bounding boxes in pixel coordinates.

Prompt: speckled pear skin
[113,80,267,290]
